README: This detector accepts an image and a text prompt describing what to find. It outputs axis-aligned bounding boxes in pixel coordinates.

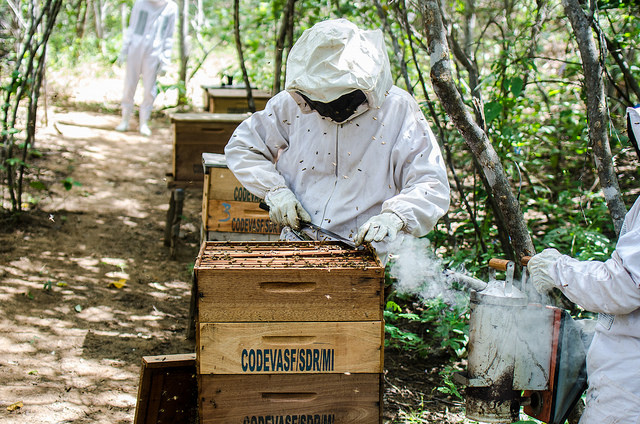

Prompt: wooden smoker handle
[488,256,532,271]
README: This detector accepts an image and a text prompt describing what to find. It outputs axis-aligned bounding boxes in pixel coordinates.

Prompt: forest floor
[0,64,469,423]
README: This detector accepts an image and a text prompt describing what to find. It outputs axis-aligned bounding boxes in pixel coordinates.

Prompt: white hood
[285,19,393,111]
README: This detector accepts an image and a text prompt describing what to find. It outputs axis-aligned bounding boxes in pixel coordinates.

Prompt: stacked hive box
[203,87,271,113]
[193,241,385,423]
[201,153,280,242]
[168,113,250,187]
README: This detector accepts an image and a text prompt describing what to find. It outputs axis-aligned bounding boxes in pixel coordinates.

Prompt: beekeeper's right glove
[528,248,563,294]
[264,187,311,230]
[354,212,404,246]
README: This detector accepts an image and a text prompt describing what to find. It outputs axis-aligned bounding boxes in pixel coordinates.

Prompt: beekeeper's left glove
[117,50,127,66]
[528,248,562,293]
[355,212,404,246]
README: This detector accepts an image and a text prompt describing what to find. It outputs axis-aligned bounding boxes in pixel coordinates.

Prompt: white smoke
[386,235,467,306]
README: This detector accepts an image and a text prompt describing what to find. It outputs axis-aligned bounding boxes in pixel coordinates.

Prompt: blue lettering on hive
[233,187,261,203]
[240,348,335,373]
[243,416,335,424]
[230,217,279,234]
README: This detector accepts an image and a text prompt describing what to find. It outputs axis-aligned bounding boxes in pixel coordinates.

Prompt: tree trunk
[92,0,103,39]
[562,0,626,236]
[75,0,87,38]
[233,0,255,112]
[1,0,63,212]
[177,0,189,105]
[394,1,484,253]
[598,29,640,104]
[373,0,412,95]
[427,0,520,261]
[273,0,296,94]
[420,0,535,261]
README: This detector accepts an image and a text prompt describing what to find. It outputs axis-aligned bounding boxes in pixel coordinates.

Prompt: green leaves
[61,177,82,191]
[29,181,47,191]
[509,76,524,97]
[484,100,503,124]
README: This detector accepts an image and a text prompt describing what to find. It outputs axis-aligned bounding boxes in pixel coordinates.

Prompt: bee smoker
[445,259,589,424]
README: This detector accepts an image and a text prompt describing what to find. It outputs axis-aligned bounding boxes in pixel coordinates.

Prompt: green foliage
[61,177,82,191]
[384,295,469,360]
[436,365,463,401]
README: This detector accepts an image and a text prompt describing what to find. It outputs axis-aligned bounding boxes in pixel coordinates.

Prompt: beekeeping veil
[628,106,640,160]
[285,19,393,122]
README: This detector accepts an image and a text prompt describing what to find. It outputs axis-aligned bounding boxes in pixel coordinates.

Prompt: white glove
[528,248,563,294]
[157,62,167,77]
[264,188,311,230]
[117,50,127,66]
[354,212,404,246]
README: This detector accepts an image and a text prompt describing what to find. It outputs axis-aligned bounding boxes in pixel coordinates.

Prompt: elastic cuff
[264,185,289,203]
[383,210,406,231]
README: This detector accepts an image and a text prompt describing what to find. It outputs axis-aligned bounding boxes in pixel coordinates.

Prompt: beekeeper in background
[115,0,177,136]
[224,19,450,259]
[528,106,640,423]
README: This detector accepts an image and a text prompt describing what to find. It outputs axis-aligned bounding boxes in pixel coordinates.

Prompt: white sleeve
[224,93,292,199]
[550,254,640,315]
[121,0,140,56]
[616,196,640,286]
[160,4,177,66]
[549,196,640,315]
[380,100,450,236]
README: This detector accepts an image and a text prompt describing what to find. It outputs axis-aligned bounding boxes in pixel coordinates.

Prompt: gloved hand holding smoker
[527,106,640,424]
[225,19,450,260]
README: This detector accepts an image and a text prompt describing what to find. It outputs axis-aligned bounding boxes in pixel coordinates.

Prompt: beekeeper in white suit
[116,0,177,136]
[529,106,640,423]
[224,19,450,258]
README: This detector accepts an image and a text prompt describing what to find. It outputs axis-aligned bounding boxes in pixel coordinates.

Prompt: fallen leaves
[7,401,23,412]
[108,278,127,289]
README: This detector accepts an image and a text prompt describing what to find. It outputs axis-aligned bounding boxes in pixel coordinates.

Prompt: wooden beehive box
[193,241,385,423]
[169,113,249,187]
[194,241,384,324]
[199,374,382,423]
[134,353,198,424]
[201,153,280,241]
[204,87,271,113]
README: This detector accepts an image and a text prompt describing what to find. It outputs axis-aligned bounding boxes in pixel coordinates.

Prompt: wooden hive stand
[193,241,386,423]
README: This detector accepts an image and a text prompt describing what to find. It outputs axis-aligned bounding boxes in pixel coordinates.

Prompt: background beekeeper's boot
[139,121,151,136]
[139,108,152,136]
[115,109,132,132]
[115,117,130,132]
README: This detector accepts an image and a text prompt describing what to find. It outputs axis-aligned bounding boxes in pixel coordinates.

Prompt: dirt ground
[0,66,468,423]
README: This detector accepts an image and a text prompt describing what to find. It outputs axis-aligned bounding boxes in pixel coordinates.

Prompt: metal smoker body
[448,260,588,423]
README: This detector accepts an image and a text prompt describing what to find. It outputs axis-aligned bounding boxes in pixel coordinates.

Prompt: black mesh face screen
[299,90,367,123]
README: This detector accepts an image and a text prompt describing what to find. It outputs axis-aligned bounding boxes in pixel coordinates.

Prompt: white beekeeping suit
[225,19,450,260]
[116,0,177,136]
[529,106,640,423]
